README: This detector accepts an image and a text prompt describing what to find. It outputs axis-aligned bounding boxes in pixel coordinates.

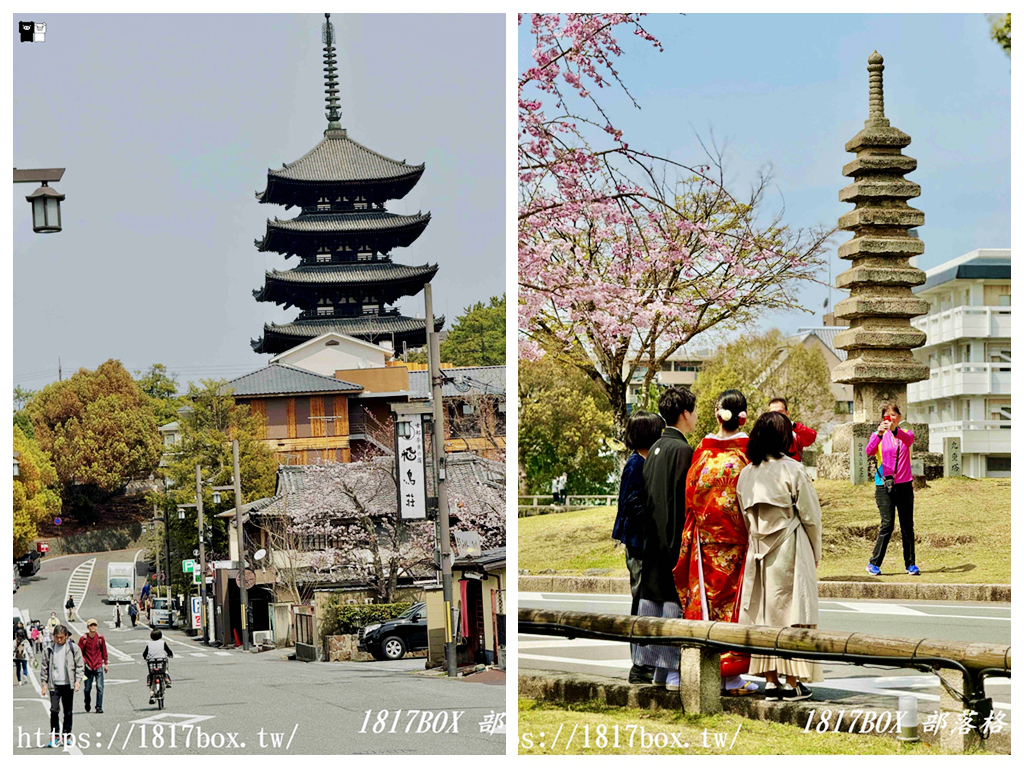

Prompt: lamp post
[14,168,66,233]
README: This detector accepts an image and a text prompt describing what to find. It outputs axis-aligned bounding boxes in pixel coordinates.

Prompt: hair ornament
[738,410,748,426]
[716,408,733,422]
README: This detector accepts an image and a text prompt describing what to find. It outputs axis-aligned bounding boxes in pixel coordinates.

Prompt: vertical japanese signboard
[396,414,427,519]
[191,595,202,630]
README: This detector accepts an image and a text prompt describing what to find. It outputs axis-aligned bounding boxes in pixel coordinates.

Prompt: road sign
[192,570,202,585]
[235,569,256,589]
[182,559,196,574]
[190,596,201,629]
[193,549,199,557]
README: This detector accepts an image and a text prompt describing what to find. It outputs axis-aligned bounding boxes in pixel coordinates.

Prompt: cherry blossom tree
[519,14,834,434]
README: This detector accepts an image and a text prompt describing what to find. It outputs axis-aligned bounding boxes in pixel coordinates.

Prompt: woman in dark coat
[636,387,697,690]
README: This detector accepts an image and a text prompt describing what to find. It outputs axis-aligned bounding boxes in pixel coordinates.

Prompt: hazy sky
[14,13,505,391]
[519,13,1011,340]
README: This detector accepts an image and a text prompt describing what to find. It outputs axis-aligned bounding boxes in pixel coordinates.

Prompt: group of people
[612,387,918,702]
[113,597,144,628]
[14,587,176,748]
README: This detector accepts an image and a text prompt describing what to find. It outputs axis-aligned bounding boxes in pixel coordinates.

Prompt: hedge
[319,599,414,637]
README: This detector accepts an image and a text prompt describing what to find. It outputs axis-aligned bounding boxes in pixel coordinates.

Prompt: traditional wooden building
[226,363,363,464]
[252,14,442,356]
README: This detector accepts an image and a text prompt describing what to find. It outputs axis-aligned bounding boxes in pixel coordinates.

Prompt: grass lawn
[519,477,1010,584]
[518,699,957,755]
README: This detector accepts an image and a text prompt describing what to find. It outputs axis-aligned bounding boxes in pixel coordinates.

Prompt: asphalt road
[519,591,1012,722]
[13,549,505,754]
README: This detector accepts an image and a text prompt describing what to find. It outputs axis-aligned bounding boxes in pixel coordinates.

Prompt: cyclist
[141,628,174,704]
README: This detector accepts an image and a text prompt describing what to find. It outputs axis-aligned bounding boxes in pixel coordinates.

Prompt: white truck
[106,562,135,603]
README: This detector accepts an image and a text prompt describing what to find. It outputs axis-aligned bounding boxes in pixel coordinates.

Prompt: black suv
[357,603,428,660]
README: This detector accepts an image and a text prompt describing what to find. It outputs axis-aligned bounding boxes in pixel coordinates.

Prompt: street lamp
[14,168,66,234]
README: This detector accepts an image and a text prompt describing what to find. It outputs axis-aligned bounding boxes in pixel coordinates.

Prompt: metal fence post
[678,646,722,714]
[938,668,981,753]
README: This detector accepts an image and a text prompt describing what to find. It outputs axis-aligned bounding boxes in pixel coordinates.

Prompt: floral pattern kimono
[673,434,750,623]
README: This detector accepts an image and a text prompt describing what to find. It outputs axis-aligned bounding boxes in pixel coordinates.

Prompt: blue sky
[519,13,1010,336]
[14,14,504,391]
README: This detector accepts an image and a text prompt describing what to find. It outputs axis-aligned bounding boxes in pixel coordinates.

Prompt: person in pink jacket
[864,403,918,576]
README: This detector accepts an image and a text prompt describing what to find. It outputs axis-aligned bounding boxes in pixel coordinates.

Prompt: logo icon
[18,21,45,43]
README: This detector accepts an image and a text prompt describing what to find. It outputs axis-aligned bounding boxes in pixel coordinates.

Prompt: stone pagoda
[251,13,441,356]
[818,52,942,481]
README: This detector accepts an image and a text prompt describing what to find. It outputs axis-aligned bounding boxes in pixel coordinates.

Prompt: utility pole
[232,440,250,651]
[196,464,208,645]
[153,500,162,591]
[425,284,456,677]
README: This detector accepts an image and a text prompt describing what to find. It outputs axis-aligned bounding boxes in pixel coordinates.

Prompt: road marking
[130,713,215,726]
[64,557,96,630]
[520,653,633,670]
[214,651,232,656]
[189,652,208,657]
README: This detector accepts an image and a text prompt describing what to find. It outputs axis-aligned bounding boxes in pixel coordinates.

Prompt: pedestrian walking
[30,623,42,654]
[46,612,59,634]
[767,397,818,462]
[65,596,77,622]
[39,625,83,748]
[611,409,664,685]
[637,387,698,691]
[128,601,138,628]
[78,619,108,714]
[113,603,122,629]
[865,403,919,576]
[14,633,31,685]
[674,389,756,695]
[737,411,824,702]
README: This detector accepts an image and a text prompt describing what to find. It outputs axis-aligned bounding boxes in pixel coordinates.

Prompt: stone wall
[322,633,427,662]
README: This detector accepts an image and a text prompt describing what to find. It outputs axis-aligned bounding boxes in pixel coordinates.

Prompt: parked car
[15,552,41,578]
[357,603,428,661]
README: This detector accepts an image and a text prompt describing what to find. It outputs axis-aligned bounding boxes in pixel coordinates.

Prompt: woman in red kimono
[673,389,756,695]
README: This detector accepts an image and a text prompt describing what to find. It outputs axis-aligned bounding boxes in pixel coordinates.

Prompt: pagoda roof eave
[252,314,444,355]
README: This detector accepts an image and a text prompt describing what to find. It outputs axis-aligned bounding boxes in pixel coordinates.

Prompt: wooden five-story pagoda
[252,13,441,356]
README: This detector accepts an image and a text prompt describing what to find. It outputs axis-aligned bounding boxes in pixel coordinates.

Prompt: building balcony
[912,306,1011,347]
[925,419,1012,455]
[908,362,1012,402]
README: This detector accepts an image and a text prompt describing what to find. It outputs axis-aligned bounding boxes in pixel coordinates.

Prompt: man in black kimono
[635,386,697,689]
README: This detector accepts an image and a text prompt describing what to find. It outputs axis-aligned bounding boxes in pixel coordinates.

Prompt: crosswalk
[64,557,95,627]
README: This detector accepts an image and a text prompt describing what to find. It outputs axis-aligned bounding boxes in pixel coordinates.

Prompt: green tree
[989,13,1010,55]
[135,364,188,425]
[27,359,162,514]
[692,330,835,442]
[154,380,278,589]
[439,294,505,366]
[13,386,36,410]
[519,357,617,495]
[13,425,61,556]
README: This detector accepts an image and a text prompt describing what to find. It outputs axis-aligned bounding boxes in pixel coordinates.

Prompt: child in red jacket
[768,397,817,462]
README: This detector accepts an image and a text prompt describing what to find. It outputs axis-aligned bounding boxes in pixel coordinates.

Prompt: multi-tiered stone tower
[818,52,942,481]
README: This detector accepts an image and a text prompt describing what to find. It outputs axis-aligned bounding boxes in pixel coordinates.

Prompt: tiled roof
[454,547,506,569]
[267,211,430,234]
[264,262,438,286]
[262,315,443,339]
[224,363,362,397]
[268,130,424,183]
[407,365,505,398]
[794,327,848,362]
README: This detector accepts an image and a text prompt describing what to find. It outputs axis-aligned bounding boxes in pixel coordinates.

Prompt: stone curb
[519,669,1010,753]
[519,576,1010,603]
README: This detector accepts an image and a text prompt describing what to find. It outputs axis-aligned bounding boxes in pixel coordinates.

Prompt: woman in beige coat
[736,411,823,702]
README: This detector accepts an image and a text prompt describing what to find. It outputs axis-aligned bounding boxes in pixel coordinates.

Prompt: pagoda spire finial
[322,13,342,131]
[867,50,885,121]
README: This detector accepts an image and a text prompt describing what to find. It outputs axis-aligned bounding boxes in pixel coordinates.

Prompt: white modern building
[907,249,1010,478]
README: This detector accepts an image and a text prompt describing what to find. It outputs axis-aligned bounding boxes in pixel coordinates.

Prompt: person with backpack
[39,625,83,748]
[128,601,138,628]
[65,596,76,622]
[78,619,109,713]
[14,631,31,685]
